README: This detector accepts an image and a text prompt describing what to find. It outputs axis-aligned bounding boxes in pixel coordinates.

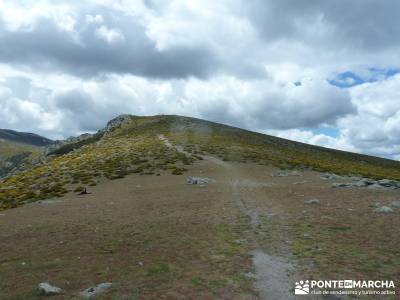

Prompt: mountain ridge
[1,114,400,211]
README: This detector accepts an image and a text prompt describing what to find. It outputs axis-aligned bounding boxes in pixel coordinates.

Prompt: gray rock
[332,182,350,188]
[305,199,320,204]
[38,282,62,296]
[272,171,288,177]
[187,176,213,185]
[293,180,307,185]
[377,179,397,187]
[391,201,400,208]
[374,206,394,213]
[352,179,369,187]
[321,173,343,180]
[103,114,132,133]
[368,183,385,190]
[80,283,112,298]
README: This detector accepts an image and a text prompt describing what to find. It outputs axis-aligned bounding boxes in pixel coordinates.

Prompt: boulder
[391,201,400,208]
[38,282,62,296]
[367,183,385,190]
[352,180,368,187]
[374,206,394,213]
[305,199,320,205]
[321,173,343,180]
[80,283,112,298]
[377,179,397,187]
[332,182,350,188]
[187,176,212,185]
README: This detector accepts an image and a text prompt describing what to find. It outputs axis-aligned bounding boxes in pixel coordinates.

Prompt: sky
[0,1,400,159]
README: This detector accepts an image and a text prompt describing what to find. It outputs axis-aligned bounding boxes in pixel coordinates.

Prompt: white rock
[332,182,350,188]
[374,206,394,213]
[80,283,112,298]
[38,282,62,296]
[187,176,212,185]
[368,183,385,190]
[391,201,400,208]
[305,199,320,204]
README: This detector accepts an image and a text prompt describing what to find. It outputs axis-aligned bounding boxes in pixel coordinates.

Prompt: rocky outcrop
[332,177,400,190]
[37,282,63,296]
[101,114,133,134]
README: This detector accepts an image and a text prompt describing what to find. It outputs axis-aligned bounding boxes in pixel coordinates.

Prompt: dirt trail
[159,135,294,300]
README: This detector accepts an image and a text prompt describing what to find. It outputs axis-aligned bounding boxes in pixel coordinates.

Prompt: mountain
[0,129,53,147]
[0,129,53,178]
[1,114,400,210]
[0,115,399,299]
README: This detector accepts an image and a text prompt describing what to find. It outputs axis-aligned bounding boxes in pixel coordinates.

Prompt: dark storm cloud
[246,0,400,51]
[0,12,217,79]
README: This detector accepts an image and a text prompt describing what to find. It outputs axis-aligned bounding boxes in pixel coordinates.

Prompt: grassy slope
[164,115,400,179]
[1,114,400,211]
[0,140,43,178]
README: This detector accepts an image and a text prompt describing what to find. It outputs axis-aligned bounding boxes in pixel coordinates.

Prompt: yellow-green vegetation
[0,140,42,178]
[0,116,198,210]
[164,116,400,180]
[2,114,400,211]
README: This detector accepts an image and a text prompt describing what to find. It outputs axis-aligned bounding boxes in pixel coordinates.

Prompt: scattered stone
[38,282,63,296]
[391,201,400,208]
[272,170,301,177]
[331,177,400,190]
[186,176,213,185]
[271,171,288,177]
[352,179,369,187]
[290,171,301,176]
[377,179,397,187]
[80,283,112,298]
[305,199,320,205]
[367,183,385,190]
[293,180,307,185]
[332,182,350,188]
[321,173,343,180]
[374,206,394,213]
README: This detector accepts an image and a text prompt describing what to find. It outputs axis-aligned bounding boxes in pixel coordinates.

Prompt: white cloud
[95,25,125,44]
[85,14,104,24]
[0,0,399,159]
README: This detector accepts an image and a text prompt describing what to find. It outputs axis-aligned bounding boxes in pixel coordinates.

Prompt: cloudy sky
[1,1,400,159]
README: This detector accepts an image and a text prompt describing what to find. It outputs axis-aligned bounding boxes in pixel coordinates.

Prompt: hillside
[1,114,400,211]
[0,129,53,179]
[0,115,399,299]
[0,129,53,147]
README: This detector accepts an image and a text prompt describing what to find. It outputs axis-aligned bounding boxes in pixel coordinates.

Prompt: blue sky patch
[313,126,340,138]
[329,68,400,88]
